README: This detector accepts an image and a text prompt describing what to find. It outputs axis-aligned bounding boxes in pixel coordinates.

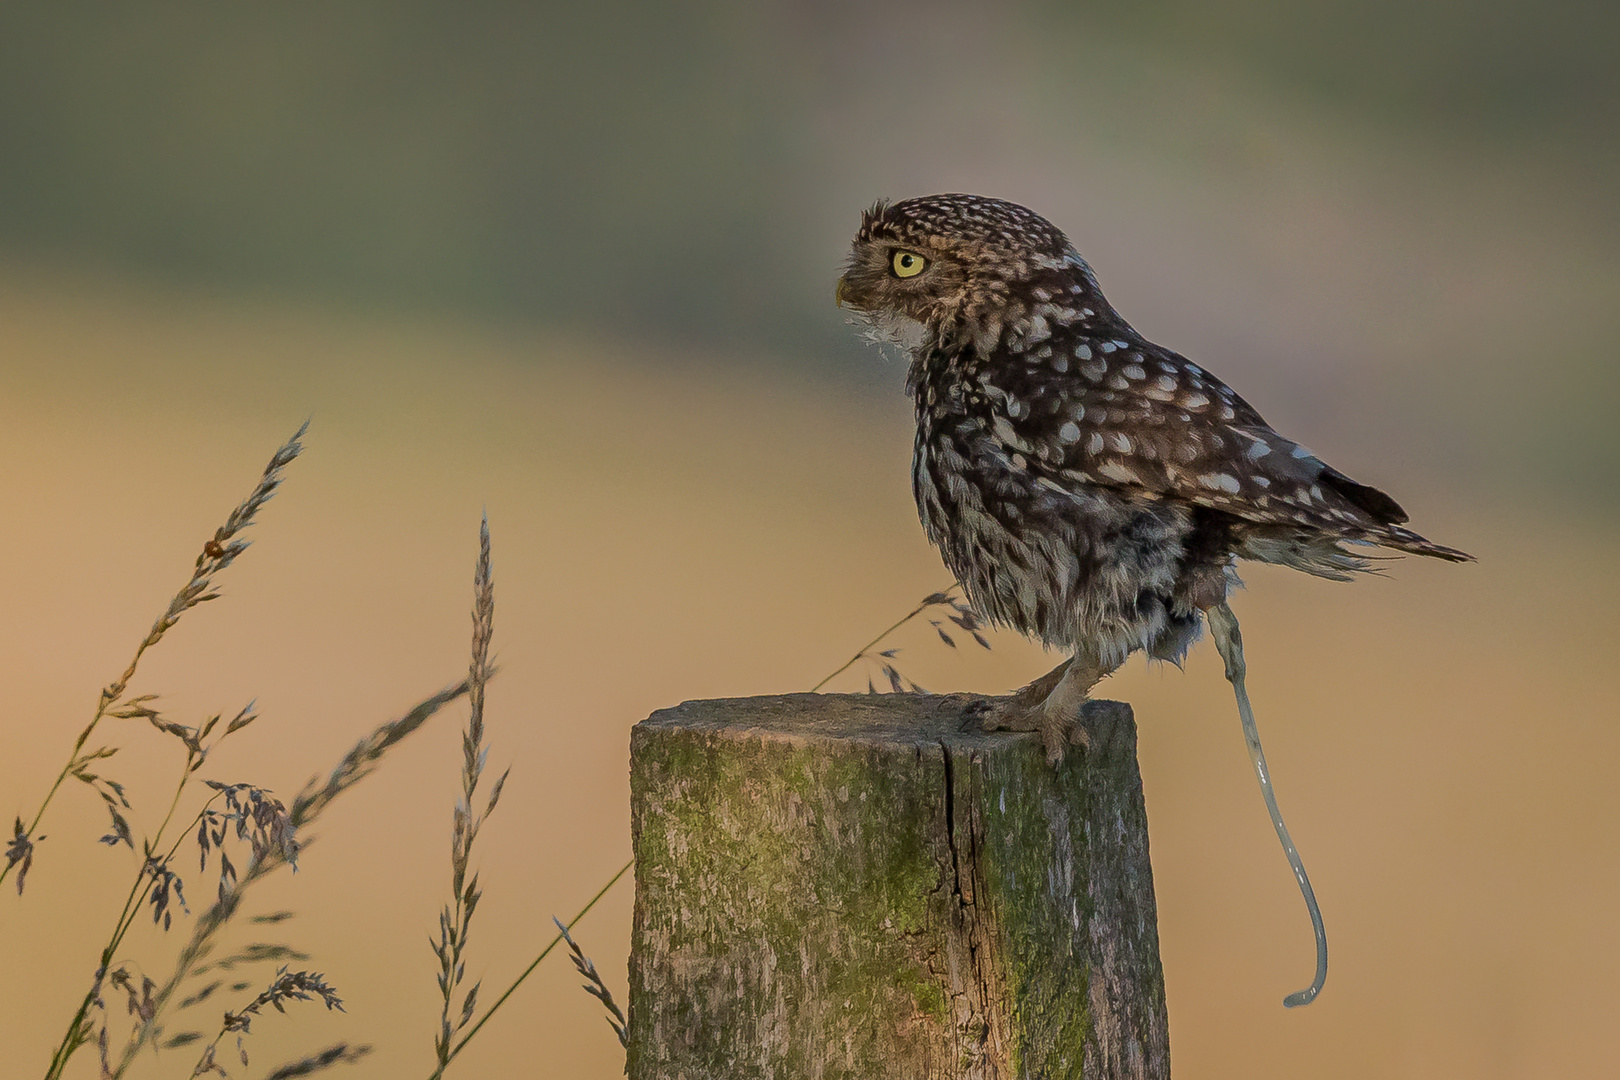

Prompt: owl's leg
[972,649,1119,764]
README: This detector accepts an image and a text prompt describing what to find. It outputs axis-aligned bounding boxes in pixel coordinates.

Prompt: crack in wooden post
[628,692,1170,1079]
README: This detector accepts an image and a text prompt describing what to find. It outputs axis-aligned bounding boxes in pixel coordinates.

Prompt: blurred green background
[2,2,1617,1078]
[2,0,1617,500]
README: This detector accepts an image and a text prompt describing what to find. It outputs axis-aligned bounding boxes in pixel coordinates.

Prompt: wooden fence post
[627,692,1169,1080]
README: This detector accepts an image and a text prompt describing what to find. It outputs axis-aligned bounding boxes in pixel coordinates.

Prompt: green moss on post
[628,693,1169,1080]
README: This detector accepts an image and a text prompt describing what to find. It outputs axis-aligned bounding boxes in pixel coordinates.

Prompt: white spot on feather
[1199,473,1241,493]
[991,416,1032,451]
[1098,460,1141,484]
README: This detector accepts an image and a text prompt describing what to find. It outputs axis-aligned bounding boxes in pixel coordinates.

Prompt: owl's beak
[834,275,852,308]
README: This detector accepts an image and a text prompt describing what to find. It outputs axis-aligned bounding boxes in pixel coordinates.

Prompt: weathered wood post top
[628,692,1169,1080]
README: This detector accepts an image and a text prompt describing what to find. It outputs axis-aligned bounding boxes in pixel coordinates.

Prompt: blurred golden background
[1,2,1616,1077]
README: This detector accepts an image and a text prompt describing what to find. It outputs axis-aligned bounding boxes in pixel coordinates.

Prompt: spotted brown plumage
[837,193,1471,761]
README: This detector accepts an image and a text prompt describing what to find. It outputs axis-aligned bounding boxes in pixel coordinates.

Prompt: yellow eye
[891,250,928,278]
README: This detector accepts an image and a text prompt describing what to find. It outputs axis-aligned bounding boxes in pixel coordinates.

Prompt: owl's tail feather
[1376,526,1475,563]
[1239,524,1471,581]
[1236,532,1372,581]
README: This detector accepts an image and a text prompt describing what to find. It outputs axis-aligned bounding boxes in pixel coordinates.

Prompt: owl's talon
[953,696,993,731]
[962,695,1089,764]
[964,696,1039,734]
[959,704,996,731]
[1042,706,1091,765]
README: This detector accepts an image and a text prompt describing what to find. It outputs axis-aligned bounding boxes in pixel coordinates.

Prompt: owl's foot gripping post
[1205,600,1329,1008]
[970,652,1120,764]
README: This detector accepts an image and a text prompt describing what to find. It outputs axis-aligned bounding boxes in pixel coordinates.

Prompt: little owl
[837,194,1471,765]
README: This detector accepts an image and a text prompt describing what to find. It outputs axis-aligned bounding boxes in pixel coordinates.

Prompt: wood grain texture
[628,692,1168,1080]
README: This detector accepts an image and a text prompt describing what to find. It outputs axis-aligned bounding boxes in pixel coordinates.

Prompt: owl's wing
[978,339,1462,557]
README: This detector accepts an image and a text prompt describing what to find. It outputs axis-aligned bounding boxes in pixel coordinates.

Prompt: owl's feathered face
[837,193,1101,349]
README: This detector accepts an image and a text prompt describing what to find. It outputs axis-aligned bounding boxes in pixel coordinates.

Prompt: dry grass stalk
[420,584,1000,1071]
[431,516,507,1076]
[810,583,990,694]
[114,678,471,1076]
[554,917,629,1052]
[33,425,307,1080]
[11,430,1005,1076]
[185,966,346,1077]
[9,427,559,1078]
[5,816,37,894]
[426,859,632,1079]
[2,421,306,897]
[47,760,294,1078]
[292,679,474,829]
[256,1043,372,1079]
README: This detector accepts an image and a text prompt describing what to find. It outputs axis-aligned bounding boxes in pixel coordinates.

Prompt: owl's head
[836,194,1097,343]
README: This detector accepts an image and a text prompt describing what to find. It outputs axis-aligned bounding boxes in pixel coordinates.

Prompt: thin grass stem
[113,680,470,1076]
[429,858,631,1079]
[1,422,307,896]
[432,516,502,1072]
[811,585,965,692]
[43,778,234,1079]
